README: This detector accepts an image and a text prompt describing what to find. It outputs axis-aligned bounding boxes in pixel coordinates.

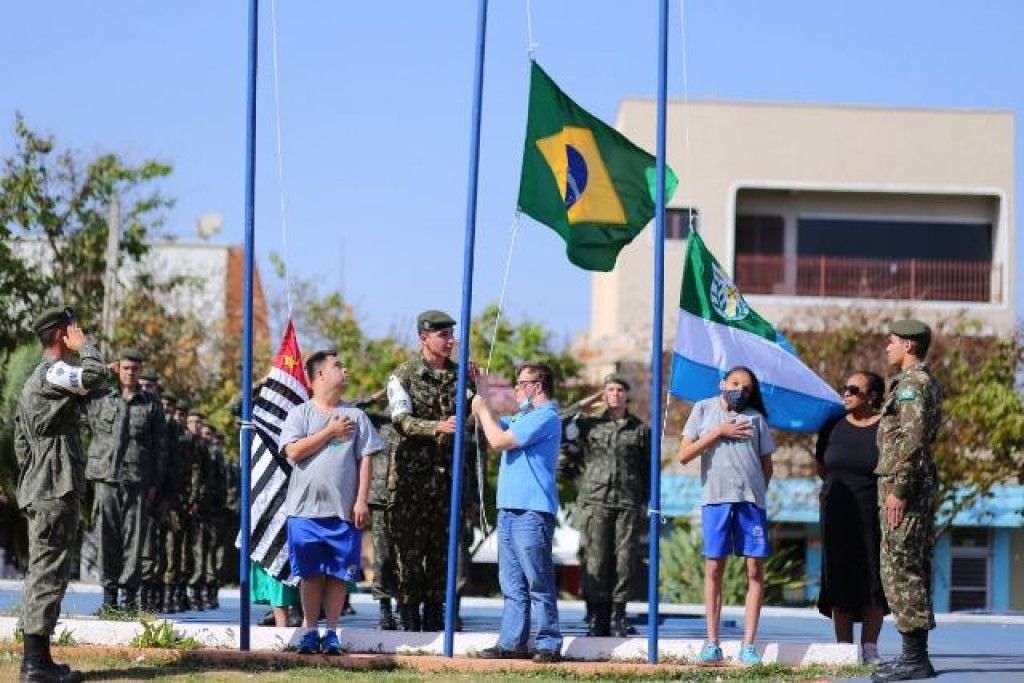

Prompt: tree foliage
[0,114,173,351]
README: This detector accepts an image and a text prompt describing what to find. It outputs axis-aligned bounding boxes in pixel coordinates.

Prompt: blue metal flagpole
[444,0,489,659]
[647,0,670,665]
[239,0,259,652]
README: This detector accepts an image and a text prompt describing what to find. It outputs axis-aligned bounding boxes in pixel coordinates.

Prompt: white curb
[0,616,859,665]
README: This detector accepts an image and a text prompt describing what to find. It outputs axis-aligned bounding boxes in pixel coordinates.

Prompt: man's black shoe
[476,646,531,660]
[532,649,562,664]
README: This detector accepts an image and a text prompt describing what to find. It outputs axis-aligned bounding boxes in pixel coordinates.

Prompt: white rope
[270,0,294,317]
[525,0,538,58]
[678,0,697,235]
[484,212,522,374]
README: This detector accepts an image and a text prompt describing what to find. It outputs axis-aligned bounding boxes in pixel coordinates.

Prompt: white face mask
[518,396,533,412]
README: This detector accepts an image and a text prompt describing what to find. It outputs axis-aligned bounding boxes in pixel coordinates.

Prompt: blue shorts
[701,502,771,559]
[286,516,362,581]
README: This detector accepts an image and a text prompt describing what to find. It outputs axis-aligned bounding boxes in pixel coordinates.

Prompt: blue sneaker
[321,629,341,655]
[296,628,321,654]
[739,644,761,665]
[699,642,724,664]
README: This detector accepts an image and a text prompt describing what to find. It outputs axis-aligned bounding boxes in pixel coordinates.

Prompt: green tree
[0,342,42,568]
[0,114,173,351]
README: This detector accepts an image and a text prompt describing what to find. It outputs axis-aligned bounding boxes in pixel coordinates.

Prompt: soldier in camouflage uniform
[157,392,182,612]
[84,348,167,614]
[186,410,218,610]
[386,310,475,632]
[872,320,941,682]
[168,400,200,612]
[202,424,228,609]
[137,370,168,612]
[14,308,107,683]
[561,375,649,637]
[218,432,241,598]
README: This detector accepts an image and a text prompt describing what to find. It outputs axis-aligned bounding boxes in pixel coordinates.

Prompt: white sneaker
[862,643,882,665]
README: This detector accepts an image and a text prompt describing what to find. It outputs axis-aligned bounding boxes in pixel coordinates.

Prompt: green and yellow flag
[518,61,677,271]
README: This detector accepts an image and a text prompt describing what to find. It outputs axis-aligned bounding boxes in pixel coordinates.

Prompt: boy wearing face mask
[677,366,775,666]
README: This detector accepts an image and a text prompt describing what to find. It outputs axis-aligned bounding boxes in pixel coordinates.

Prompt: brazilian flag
[518,61,677,271]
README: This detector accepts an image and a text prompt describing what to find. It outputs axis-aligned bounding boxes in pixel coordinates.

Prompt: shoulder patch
[896,388,919,401]
[45,361,87,395]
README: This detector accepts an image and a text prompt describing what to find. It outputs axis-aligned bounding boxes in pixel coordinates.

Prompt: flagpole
[238,0,259,652]
[647,0,670,665]
[444,0,489,659]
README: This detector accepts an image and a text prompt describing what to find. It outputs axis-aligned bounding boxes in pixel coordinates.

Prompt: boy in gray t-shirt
[280,350,384,655]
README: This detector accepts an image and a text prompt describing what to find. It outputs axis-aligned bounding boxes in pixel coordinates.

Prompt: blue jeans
[496,509,562,653]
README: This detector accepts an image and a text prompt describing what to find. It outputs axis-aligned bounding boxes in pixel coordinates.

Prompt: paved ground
[2,581,1022,681]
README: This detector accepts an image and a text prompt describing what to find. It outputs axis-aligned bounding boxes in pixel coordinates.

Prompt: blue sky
[1,1,1021,343]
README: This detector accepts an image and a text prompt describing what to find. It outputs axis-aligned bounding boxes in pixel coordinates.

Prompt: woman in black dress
[815,371,888,664]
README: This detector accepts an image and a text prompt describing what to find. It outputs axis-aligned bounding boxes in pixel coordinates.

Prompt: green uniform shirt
[563,410,651,508]
[84,387,167,486]
[875,362,942,500]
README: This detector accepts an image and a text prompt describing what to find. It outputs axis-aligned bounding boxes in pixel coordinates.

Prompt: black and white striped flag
[247,320,309,581]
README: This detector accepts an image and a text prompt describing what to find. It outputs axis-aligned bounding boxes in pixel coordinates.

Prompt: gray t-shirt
[280,400,385,520]
[681,397,775,508]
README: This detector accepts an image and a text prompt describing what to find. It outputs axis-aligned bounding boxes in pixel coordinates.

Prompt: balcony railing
[735,254,1001,303]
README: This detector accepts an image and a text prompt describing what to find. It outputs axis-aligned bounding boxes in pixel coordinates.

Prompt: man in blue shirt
[471,362,563,663]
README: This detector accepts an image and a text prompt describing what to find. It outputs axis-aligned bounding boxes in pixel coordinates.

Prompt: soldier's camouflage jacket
[84,386,167,487]
[14,344,109,508]
[875,362,942,505]
[562,410,651,509]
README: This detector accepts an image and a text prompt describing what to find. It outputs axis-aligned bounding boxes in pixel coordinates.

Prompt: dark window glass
[665,208,698,240]
[736,215,784,255]
[797,218,993,261]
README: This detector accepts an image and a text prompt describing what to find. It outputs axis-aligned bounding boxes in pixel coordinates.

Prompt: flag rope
[270,0,295,317]
[524,0,538,58]
[678,0,697,236]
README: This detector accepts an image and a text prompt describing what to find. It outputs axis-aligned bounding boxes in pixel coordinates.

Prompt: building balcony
[735,254,1001,304]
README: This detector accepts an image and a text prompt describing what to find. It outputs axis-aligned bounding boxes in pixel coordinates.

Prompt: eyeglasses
[515,379,540,388]
[840,385,864,396]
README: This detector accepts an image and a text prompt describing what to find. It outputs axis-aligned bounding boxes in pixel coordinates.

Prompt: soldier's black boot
[122,587,139,615]
[206,582,220,610]
[190,586,206,611]
[587,601,612,637]
[398,602,421,632]
[139,583,152,612]
[611,602,629,638]
[19,634,83,683]
[156,584,171,614]
[95,586,119,616]
[421,602,444,632]
[377,599,397,630]
[871,630,936,682]
[176,584,191,611]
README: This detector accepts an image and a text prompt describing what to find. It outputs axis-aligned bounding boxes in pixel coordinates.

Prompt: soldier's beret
[139,370,160,382]
[890,319,931,343]
[178,401,191,413]
[603,374,631,391]
[32,306,74,335]
[417,310,456,332]
[119,348,146,362]
[188,409,205,419]
[162,391,179,404]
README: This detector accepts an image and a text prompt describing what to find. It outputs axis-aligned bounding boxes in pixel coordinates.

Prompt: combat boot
[189,586,206,611]
[377,599,397,630]
[611,602,630,638]
[206,582,220,610]
[871,630,936,682]
[139,583,152,613]
[421,602,444,632]
[95,586,119,616]
[121,588,139,615]
[19,634,84,683]
[587,601,612,637]
[398,602,421,632]
[154,584,168,613]
[176,584,191,611]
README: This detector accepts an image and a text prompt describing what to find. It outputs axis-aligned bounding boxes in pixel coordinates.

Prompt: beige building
[581,100,1015,375]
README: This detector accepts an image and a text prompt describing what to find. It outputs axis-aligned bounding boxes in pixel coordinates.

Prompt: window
[797,218,992,261]
[665,208,698,240]
[950,528,990,612]
[736,214,785,255]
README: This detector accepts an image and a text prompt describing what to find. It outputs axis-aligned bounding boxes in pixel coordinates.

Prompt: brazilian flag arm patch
[895,388,919,401]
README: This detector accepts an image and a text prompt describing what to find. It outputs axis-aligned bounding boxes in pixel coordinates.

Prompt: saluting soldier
[84,348,167,614]
[14,306,107,683]
[385,310,475,632]
[873,320,942,682]
[561,374,649,637]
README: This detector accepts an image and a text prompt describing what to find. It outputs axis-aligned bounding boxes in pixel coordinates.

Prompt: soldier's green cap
[119,347,145,362]
[603,373,631,391]
[188,409,204,419]
[417,310,456,332]
[890,319,931,343]
[32,306,74,335]
[177,401,191,413]
[139,370,160,382]
[162,391,178,404]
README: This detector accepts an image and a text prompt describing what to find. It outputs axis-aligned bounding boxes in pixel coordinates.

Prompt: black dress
[815,416,889,620]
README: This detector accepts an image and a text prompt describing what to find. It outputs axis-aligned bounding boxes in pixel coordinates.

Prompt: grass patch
[130,617,201,650]
[53,628,76,646]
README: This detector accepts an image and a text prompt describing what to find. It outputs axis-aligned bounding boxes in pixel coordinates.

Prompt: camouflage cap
[119,348,146,363]
[603,373,631,391]
[139,369,160,382]
[890,319,931,343]
[162,391,179,404]
[32,306,74,335]
[417,309,456,332]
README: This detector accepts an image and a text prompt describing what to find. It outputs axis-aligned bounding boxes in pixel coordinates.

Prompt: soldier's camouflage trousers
[190,517,213,587]
[879,481,936,633]
[582,503,642,604]
[393,487,449,605]
[163,509,190,585]
[93,482,143,591]
[206,516,223,587]
[371,506,398,600]
[22,493,79,636]
[140,507,166,584]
